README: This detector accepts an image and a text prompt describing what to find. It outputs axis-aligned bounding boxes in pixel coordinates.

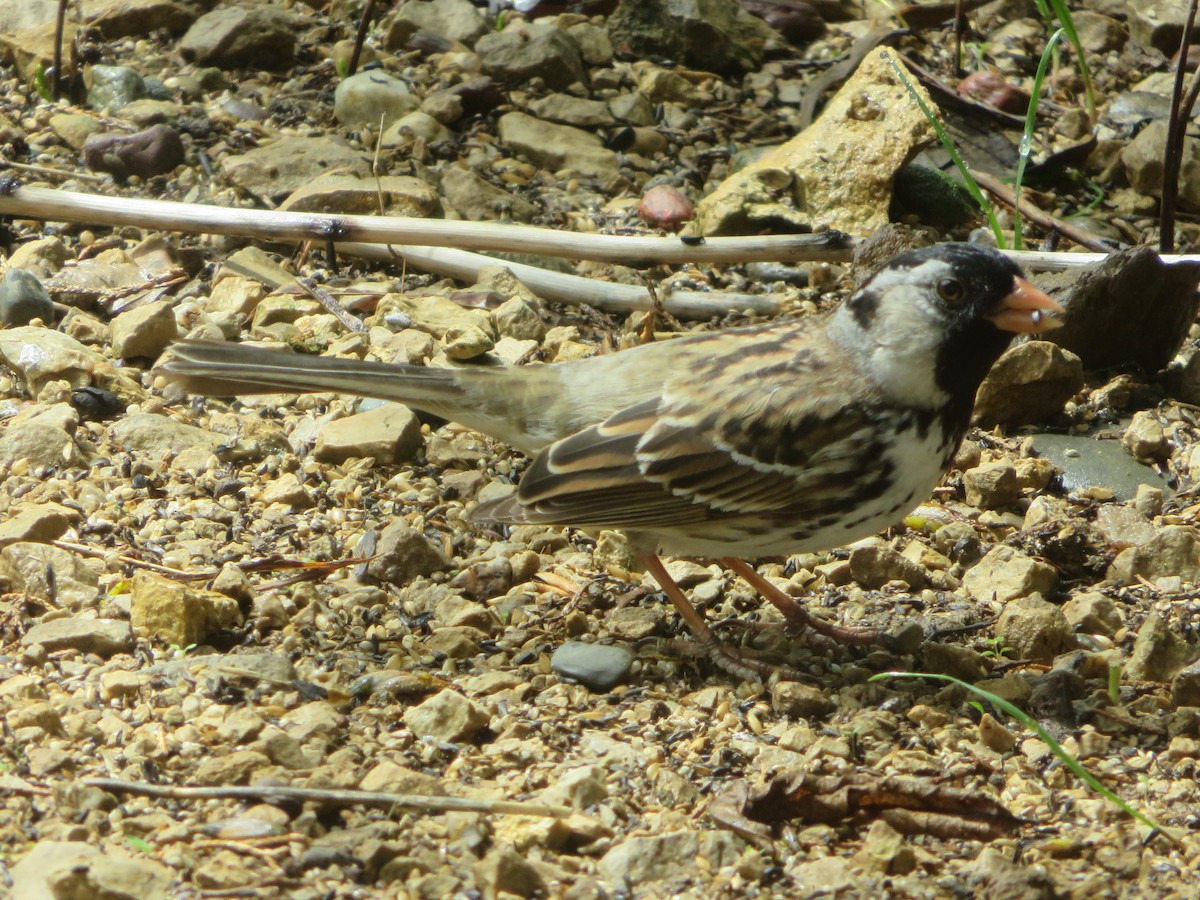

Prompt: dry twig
[83,778,572,818]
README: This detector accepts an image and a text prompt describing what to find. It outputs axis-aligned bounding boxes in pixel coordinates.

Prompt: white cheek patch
[832,258,954,405]
[868,338,944,402]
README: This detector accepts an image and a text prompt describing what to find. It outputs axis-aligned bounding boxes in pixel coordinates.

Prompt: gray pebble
[88,64,146,111]
[0,268,53,326]
[551,641,633,691]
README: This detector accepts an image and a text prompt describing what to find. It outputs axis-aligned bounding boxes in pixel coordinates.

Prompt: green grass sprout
[887,53,1006,247]
[33,63,52,102]
[871,671,1178,844]
[125,836,154,854]
[1063,171,1107,217]
[1107,662,1122,706]
[1032,0,1096,118]
[1013,27,1066,250]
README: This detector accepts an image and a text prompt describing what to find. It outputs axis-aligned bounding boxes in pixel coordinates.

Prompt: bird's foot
[721,557,888,647]
[703,638,810,684]
[781,606,890,646]
[641,553,808,683]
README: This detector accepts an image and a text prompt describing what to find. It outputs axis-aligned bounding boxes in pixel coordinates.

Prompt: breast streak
[804,422,949,548]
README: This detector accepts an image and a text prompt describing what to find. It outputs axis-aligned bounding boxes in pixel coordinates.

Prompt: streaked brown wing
[639,399,879,514]
[480,376,886,530]
[497,397,714,528]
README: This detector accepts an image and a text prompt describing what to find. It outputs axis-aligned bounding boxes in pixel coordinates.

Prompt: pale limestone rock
[130,570,243,647]
[692,48,936,237]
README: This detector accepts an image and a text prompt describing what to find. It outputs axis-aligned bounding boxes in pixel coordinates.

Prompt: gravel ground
[1,0,1200,897]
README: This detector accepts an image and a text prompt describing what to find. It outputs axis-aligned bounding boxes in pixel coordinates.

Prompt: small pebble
[0,268,54,326]
[551,641,634,691]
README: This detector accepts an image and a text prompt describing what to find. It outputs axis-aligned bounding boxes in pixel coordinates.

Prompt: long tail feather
[157,339,466,406]
[156,339,576,453]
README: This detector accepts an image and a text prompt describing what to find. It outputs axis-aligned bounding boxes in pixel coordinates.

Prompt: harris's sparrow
[158,243,1062,679]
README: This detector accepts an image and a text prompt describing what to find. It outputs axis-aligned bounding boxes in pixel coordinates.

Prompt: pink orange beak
[986,276,1065,334]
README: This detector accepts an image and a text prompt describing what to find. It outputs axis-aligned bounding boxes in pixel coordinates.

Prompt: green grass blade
[886,53,1006,248]
[1047,0,1096,118]
[1014,27,1066,250]
[870,670,1177,843]
[1066,172,1106,216]
[1032,0,1096,118]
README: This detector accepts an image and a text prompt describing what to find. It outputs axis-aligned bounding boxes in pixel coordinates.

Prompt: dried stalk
[83,778,571,818]
[0,185,853,266]
[338,241,788,318]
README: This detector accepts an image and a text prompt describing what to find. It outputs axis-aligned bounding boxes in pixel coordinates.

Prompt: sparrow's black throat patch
[918,244,1029,445]
[934,318,1013,436]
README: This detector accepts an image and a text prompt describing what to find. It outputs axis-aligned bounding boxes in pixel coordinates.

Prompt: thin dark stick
[52,0,68,100]
[324,236,339,275]
[1185,69,1200,125]
[1160,0,1199,253]
[953,0,965,77]
[1179,67,1200,170]
[348,0,378,77]
[296,276,366,332]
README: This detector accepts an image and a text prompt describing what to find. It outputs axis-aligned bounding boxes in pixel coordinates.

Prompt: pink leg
[641,554,807,682]
[721,557,886,646]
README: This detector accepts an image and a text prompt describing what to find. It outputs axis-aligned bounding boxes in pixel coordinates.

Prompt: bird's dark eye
[937,278,965,303]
